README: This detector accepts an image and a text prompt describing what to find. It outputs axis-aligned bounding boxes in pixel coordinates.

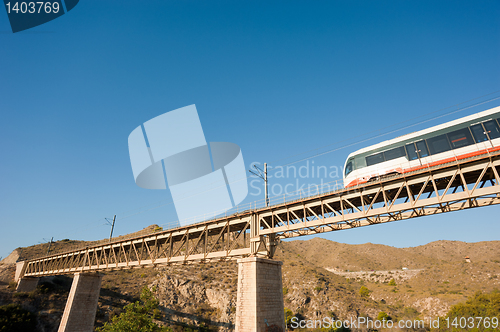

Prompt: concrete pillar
[235,257,285,332]
[58,273,102,332]
[15,261,27,282]
[16,277,39,292]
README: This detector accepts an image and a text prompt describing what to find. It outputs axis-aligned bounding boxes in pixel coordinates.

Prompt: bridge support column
[16,277,39,292]
[15,261,28,282]
[235,257,285,332]
[58,273,102,332]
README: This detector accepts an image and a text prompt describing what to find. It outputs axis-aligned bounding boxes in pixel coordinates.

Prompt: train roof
[346,105,500,159]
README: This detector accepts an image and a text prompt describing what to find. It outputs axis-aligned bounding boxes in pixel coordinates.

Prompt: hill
[1,226,499,331]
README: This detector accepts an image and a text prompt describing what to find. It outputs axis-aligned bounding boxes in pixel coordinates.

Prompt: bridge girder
[22,152,500,277]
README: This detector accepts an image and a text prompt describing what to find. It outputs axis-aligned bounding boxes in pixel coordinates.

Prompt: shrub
[446,289,500,318]
[284,308,294,326]
[377,311,391,321]
[359,286,370,297]
[0,304,37,332]
[282,287,288,295]
[388,278,397,286]
[97,287,172,332]
[402,307,420,318]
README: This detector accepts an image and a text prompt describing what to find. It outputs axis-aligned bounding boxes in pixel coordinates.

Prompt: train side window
[384,146,406,161]
[345,161,353,176]
[447,128,474,149]
[366,152,385,166]
[470,124,488,142]
[415,140,429,157]
[426,134,450,155]
[405,143,419,160]
[483,120,500,140]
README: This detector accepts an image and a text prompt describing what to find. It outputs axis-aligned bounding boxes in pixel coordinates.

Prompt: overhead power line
[44,91,500,240]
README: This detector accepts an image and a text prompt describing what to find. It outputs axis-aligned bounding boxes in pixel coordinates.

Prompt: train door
[405,140,429,166]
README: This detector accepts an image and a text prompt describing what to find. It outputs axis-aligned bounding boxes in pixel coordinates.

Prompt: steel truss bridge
[20,152,500,278]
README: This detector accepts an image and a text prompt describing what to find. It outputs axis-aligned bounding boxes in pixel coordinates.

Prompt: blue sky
[1,1,499,260]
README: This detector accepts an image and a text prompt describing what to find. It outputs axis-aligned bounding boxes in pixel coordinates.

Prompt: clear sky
[1,1,500,260]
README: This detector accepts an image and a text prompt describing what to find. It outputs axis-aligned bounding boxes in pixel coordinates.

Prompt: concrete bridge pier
[235,257,285,332]
[15,261,39,292]
[58,272,103,332]
[16,277,39,292]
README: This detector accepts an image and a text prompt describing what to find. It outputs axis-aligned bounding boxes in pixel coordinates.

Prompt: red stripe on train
[345,146,500,187]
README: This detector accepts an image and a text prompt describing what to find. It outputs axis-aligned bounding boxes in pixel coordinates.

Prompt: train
[343,106,500,187]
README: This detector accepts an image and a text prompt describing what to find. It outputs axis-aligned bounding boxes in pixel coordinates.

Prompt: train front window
[345,161,353,176]
[366,152,385,166]
[483,120,500,140]
[470,124,488,143]
[384,146,406,161]
[426,135,450,155]
[405,143,418,160]
[447,128,474,149]
[415,140,429,158]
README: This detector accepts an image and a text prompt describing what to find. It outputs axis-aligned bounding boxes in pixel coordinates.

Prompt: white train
[343,106,500,187]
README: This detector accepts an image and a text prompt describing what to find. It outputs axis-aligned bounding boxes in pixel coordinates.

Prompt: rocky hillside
[277,238,500,320]
[1,226,499,331]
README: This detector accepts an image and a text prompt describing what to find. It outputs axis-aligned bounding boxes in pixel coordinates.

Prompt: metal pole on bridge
[108,215,116,242]
[249,162,269,207]
[264,163,269,207]
[46,237,53,255]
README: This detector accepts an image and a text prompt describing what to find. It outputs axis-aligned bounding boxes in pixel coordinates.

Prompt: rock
[150,270,236,331]
[0,249,19,265]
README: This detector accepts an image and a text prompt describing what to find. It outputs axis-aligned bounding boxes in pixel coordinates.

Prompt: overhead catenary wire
[113,93,500,225]
[265,89,500,167]
[270,95,500,170]
[88,93,500,223]
[45,92,500,242]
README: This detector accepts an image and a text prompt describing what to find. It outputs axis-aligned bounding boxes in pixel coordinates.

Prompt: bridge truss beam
[256,156,500,239]
[22,153,500,277]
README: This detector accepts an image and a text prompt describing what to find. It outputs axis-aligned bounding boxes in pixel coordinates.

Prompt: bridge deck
[21,151,500,277]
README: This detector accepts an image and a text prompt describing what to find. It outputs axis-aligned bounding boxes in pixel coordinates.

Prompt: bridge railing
[19,149,500,277]
[160,147,500,229]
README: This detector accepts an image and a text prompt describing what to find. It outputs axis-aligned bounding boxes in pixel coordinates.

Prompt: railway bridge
[15,151,500,332]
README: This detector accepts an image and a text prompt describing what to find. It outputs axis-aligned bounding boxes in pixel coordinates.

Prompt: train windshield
[345,161,353,176]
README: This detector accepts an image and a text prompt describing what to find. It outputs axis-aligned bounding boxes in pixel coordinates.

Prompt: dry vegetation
[1,225,499,331]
